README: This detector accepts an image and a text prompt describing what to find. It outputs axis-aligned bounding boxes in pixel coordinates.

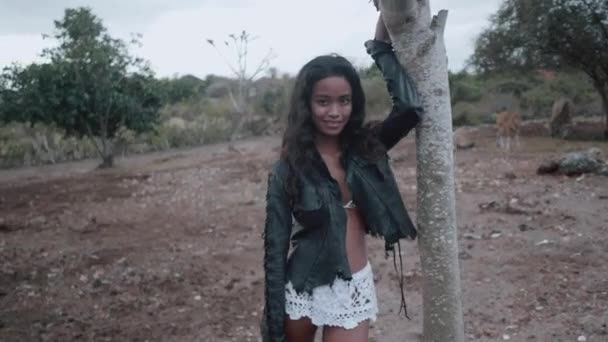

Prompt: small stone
[502,334,511,340]
[577,336,587,342]
[29,216,47,226]
[194,295,202,301]
[459,251,473,260]
[79,275,88,282]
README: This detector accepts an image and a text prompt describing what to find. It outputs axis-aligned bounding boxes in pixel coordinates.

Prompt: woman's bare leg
[285,317,317,342]
[322,320,369,342]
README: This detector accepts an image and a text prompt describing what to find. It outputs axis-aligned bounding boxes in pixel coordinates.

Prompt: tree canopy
[470,0,608,137]
[0,7,162,167]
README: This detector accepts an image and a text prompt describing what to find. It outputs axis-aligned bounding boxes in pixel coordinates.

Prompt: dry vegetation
[1,122,607,341]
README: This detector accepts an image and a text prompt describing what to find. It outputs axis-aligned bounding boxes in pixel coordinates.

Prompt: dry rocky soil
[1,125,607,341]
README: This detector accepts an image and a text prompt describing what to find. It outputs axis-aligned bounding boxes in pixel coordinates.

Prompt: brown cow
[496,110,521,151]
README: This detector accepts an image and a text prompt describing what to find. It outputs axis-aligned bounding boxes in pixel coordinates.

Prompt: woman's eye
[341,98,351,105]
[316,99,329,106]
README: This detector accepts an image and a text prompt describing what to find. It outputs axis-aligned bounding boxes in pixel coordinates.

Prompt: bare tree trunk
[84,123,114,168]
[94,88,116,168]
[100,138,114,168]
[30,131,56,164]
[589,77,608,139]
[228,83,249,142]
[207,32,275,146]
[599,84,608,139]
[378,1,464,341]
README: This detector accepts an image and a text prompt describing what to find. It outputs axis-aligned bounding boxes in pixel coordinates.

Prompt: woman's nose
[328,104,340,118]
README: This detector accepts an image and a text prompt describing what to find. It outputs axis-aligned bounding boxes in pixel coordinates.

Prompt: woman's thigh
[285,317,317,342]
[322,320,369,342]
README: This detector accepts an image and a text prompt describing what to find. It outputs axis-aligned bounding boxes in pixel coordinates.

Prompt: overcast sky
[0,0,502,78]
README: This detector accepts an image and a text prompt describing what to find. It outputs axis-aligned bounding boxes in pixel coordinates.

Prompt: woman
[262,14,422,342]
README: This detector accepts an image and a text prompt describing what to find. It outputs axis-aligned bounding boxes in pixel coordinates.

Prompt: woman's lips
[324,121,343,127]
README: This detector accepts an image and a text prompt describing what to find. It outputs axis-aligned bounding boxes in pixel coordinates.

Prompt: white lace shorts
[285,262,378,329]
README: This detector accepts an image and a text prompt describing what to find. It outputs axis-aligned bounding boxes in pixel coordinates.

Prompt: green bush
[448,70,601,125]
[0,122,99,167]
[449,71,483,104]
[362,76,390,120]
[452,102,495,126]
[1,68,602,168]
[519,71,597,119]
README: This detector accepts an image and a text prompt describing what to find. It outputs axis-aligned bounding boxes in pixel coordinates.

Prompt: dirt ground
[1,126,607,342]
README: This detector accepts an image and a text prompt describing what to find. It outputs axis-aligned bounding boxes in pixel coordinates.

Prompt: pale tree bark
[206,32,275,143]
[377,1,465,341]
[593,81,608,139]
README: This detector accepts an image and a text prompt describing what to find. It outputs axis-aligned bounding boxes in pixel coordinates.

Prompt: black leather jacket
[262,40,422,342]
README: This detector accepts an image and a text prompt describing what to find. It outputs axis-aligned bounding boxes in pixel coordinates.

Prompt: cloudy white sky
[0,0,502,78]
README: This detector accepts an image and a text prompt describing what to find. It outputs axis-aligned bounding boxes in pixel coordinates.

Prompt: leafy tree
[470,0,608,138]
[157,74,208,104]
[448,71,483,105]
[359,62,382,79]
[0,7,162,167]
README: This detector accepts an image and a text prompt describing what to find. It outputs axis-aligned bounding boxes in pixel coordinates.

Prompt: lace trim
[285,263,378,329]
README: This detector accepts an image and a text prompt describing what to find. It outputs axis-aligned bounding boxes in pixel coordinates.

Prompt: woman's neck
[314,134,341,157]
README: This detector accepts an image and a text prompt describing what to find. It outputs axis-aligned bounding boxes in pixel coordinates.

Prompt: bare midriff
[320,153,368,274]
[343,206,368,273]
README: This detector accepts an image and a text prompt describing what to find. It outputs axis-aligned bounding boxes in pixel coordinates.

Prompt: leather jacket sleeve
[261,164,293,342]
[365,39,423,150]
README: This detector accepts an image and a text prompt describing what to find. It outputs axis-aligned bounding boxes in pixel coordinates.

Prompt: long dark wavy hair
[281,54,386,203]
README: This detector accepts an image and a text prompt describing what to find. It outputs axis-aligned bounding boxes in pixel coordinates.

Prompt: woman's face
[310,76,352,138]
